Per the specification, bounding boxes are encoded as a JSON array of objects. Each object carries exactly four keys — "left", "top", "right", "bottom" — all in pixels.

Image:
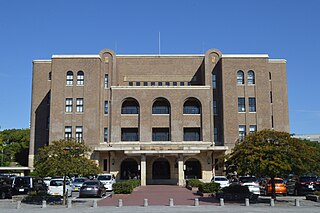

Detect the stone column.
[
  {"left": 141, "top": 154, "right": 146, "bottom": 186},
  {"left": 177, "top": 154, "right": 184, "bottom": 186}
]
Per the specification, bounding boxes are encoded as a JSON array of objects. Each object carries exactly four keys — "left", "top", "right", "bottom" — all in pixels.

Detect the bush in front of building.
[
  {"left": 198, "top": 182, "right": 220, "bottom": 193},
  {"left": 113, "top": 180, "right": 141, "bottom": 194},
  {"left": 113, "top": 182, "right": 133, "bottom": 194},
  {"left": 126, "top": 179, "right": 141, "bottom": 188},
  {"left": 22, "top": 190, "right": 62, "bottom": 205},
  {"left": 186, "top": 179, "right": 203, "bottom": 188}
]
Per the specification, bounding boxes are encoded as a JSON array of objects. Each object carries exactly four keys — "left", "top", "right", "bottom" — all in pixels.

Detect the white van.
[
  {"left": 48, "top": 178, "right": 72, "bottom": 197},
  {"left": 96, "top": 174, "right": 116, "bottom": 191}
]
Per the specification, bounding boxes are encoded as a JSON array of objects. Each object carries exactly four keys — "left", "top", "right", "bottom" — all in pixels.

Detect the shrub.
[
  {"left": 22, "top": 190, "right": 62, "bottom": 205},
  {"left": 314, "top": 191, "right": 320, "bottom": 196},
  {"left": 186, "top": 179, "right": 203, "bottom": 188},
  {"left": 222, "top": 184, "right": 250, "bottom": 194},
  {"left": 198, "top": 182, "right": 220, "bottom": 193},
  {"left": 126, "top": 179, "right": 141, "bottom": 188}
]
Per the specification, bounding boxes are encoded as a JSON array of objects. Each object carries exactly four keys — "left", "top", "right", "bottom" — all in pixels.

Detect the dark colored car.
[
  {"left": 0, "top": 177, "right": 12, "bottom": 199},
  {"left": 12, "top": 176, "right": 47, "bottom": 195},
  {"left": 79, "top": 180, "right": 106, "bottom": 198},
  {"left": 286, "top": 176, "right": 320, "bottom": 195}
]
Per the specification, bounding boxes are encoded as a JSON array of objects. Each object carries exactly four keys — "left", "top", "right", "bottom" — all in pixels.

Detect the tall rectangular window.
[
  {"left": 104, "top": 101, "right": 108, "bottom": 114},
  {"left": 249, "top": 125, "right": 257, "bottom": 133},
  {"left": 213, "top": 100, "right": 217, "bottom": 115},
  {"left": 183, "top": 128, "right": 201, "bottom": 141},
  {"left": 104, "top": 128, "right": 108, "bottom": 142},
  {"left": 76, "top": 126, "right": 83, "bottom": 142},
  {"left": 104, "top": 74, "right": 108, "bottom": 88},
  {"left": 152, "top": 128, "right": 170, "bottom": 141},
  {"left": 239, "top": 125, "right": 246, "bottom": 141},
  {"left": 249, "top": 97, "right": 256, "bottom": 112},
  {"left": 212, "top": 74, "right": 216, "bottom": 89},
  {"left": 65, "top": 98, "right": 73, "bottom": 113},
  {"left": 238, "top": 97, "right": 245, "bottom": 112},
  {"left": 64, "top": 126, "right": 72, "bottom": 140},
  {"left": 270, "top": 91, "right": 273, "bottom": 103},
  {"left": 214, "top": 127, "right": 218, "bottom": 142},
  {"left": 103, "top": 159, "right": 108, "bottom": 171},
  {"left": 76, "top": 98, "right": 84, "bottom": 112},
  {"left": 77, "top": 71, "right": 84, "bottom": 85}
]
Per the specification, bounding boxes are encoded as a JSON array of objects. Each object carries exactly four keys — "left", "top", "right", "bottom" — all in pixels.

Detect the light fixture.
[
  {"left": 138, "top": 165, "right": 141, "bottom": 171},
  {"left": 207, "top": 158, "right": 211, "bottom": 165},
  {"left": 111, "top": 158, "right": 115, "bottom": 165}
]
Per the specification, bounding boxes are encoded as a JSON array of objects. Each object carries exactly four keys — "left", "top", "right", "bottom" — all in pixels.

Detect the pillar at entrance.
[
  {"left": 141, "top": 155, "right": 146, "bottom": 186},
  {"left": 178, "top": 155, "right": 184, "bottom": 186}
]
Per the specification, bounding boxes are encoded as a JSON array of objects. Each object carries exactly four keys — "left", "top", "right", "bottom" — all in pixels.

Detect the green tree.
[
  {"left": 34, "top": 139, "right": 101, "bottom": 177},
  {"left": 0, "top": 129, "right": 29, "bottom": 167},
  {"left": 34, "top": 139, "right": 102, "bottom": 204},
  {"left": 225, "top": 130, "right": 319, "bottom": 199}
]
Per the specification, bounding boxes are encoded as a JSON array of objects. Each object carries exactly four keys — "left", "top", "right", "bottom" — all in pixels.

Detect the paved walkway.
[{"left": 98, "top": 185, "right": 219, "bottom": 206}]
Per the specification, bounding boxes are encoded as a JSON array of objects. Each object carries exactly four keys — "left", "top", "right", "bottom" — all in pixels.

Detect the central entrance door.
[{"left": 152, "top": 158, "right": 170, "bottom": 179}]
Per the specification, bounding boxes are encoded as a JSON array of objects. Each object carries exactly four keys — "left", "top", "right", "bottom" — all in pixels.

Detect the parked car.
[
  {"left": 79, "top": 180, "right": 106, "bottom": 198},
  {"left": 261, "top": 178, "right": 287, "bottom": 195},
  {"left": 12, "top": 176, "right": 47, "bottom": 195},
  {"left": 0, "top": 176, "right": 12, "bottom": 199},
  {"left": 48, "top": 178, "right": 72, "bottom": 197},
  {"left": 71, "top": 177, "right": 88, "bottom": 192},
  {"left": 238, "top": 176, "right": 260, "bottom": 195},
  {"left": 211, "top": 176, "right": 230, "bottom": 188},
  {"left": 97, "top": 174, "right": 116, "bottom": 191},
  {"left": 43, "top": 177, "right": 51, "bottom": 186},
  {"left": 286, "top": 176, "right": 320, "bottom": 195}
]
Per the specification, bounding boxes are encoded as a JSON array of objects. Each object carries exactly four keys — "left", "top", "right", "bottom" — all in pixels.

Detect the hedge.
[
  {"left": 113, "top": 179, "right": 141, "bottom": 194},
  {"left": 198, "top": 182, "right": 220, "bottom": 193},
  {"left": 186, "top": 179, "right": 203, "bottom": 188}
]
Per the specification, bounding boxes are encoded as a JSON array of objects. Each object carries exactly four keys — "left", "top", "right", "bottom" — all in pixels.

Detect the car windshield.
[
  {"left": 83, "top": 181, "right": 99, "bottom": 186},
  {"left": 268, "top": 179, "right": 284, "bottom": 184},
  {"left": 215, "top": 177, "right": 228, "bottom": 181},
  {"left": 300, "top": 177, "right": 317, "bottom": 182},
  {"left": 74, "top": 178, "right": 87, "bottom": 183},
  {"left": 14, "top": 177, "right": 30, "bottom": 187},
  {"left": 97, "top": 175, "right": 111, "bottom": 181},
  {"left": 50, "top": 180, "right": 69, "bottom": 186},
  {"left": 239, "top": 177, "right": 257, "bottom": 183}
]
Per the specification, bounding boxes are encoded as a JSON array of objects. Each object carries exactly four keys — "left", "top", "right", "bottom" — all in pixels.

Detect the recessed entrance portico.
[{"left": 152, "top": 158, "right": 170, "bottom": 179}]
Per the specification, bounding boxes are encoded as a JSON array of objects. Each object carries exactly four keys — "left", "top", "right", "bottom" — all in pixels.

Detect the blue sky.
[{"left": 0, "top": 0, "right": 319, "bottom": 134}]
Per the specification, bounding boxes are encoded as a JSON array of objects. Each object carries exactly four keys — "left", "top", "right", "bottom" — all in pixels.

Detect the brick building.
[{"left": 29, "top": 48, "right": 289, "bottom": 185}]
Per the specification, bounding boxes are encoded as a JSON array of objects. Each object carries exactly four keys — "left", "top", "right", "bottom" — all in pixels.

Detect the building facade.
[{"left": 29, "top": 48, "right": 289, "bottom": 185}]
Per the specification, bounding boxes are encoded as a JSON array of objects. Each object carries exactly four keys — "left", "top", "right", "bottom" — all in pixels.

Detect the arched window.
[
  {"left": 77, "top": 71, "right": 84, "bottom": 85},
  {"left": 237, "top": 70, "right": 244, "bottom": 85},
  {"left": 66, "top": 71, "right": 73, "bottom": 85},
  {"left": 152, "top": 98, "right": 170, "bottom": 114},
  {"left": 247, "top": 70, "right": 255, "bottom": 85},
  {"left": 183, "top": 98, "right": 201, "bottom": 114},
  {"left": 121, "top": 98, "right": 139, "bottom": 114}
]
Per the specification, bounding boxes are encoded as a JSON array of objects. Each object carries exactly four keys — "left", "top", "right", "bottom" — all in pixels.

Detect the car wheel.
[{"left": 0, "top": 192, "right": 6, "bottom": 199}]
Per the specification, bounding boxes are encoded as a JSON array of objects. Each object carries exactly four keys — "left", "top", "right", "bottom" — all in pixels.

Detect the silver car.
[{"left": 71, "top": 177, "right": 88, "bottom": 192}]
